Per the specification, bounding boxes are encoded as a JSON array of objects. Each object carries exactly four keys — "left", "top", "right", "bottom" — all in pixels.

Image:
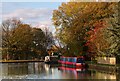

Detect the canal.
[{"left": 1, "top": 62, "right": 120, "bottom": 79}]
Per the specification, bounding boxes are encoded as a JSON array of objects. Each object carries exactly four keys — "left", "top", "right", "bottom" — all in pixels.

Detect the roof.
[{"left": 61, "top": 56, "right": 84, "bottom": 58}]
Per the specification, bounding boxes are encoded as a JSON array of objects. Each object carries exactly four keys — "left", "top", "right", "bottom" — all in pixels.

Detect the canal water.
[{"left": 1, "top": 62, "right": 120, "bottom": 79}]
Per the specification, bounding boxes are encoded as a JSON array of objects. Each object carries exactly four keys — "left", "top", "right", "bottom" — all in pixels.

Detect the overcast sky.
[{"left": 1, "top": 2, "right": 63, "bottom": 33}]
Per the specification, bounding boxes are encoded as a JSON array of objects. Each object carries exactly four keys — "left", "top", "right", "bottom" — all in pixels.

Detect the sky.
[{"left": 1, "top": 2, "right": 64, "bottom": 33}]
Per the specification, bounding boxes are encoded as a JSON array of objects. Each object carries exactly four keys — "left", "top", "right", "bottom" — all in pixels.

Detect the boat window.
[
  {"left": 69, "top": 58, "right": 73, "bottom": 62},
  {"left": 63, "top": 58, "right": 65, "bottom": 61},
  {"left": 77, "top": 58, "right": 84, "bottom": 63},
  {"left": 65, "top": 58, "right": 68, "bottom": 61},
  {"left": 73, "top": 58, "right": 77, "bottom": 62},
  {"left": 67, "top": 58, "right": 70, "bottom": 62}
]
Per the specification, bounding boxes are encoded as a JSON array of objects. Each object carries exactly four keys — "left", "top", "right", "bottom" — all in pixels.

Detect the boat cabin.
[{"left": 58, "top": 56, "right": 86, "bottom": 68}]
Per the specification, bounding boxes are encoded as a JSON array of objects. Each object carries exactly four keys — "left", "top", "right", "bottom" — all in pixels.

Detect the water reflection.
[
  {"left": 1, "top": 62, "right": 119, "bottom": 79},
  {"left": 58, "top": 66, "right": 91, "bottom": 79}
]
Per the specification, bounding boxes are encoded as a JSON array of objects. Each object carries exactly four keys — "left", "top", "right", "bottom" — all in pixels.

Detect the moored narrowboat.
[
  {"left": 44, "top": 56, "right": 59, "bottom": 64},
  {"left": 58, "top": 56, "right": 87, "bottom": 68}
]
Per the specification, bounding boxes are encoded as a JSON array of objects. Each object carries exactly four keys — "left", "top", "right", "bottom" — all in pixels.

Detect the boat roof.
[{"left": 61, "top": 56, "right": 84, "bottom": 58}]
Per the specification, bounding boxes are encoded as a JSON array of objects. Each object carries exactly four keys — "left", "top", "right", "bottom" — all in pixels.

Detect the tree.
[
  {"left": 85, "top": 2, "right": 119, "bottom": 60},
  {"left": 85, "top": 20, "right": 110, "bottom": 57},
  {"left": 31, "top": 28, "right": 47, "bottom": 58},
  {"left": 1, "top": 19, "right": 22, "bottom": 60},
  {"left": 10, "top": 24, "right": 33, "bottom": 59},
  {"left": 52, "top": 2, "right": 89, "bottom": 56},
  {"left": 1, "top": 18, "right": 55, "bottom": 60},
  {"left": 43, "top": 27, "right": 55, "bottom": 49},
  {"left": 103, "top": 3, "right": 120, "bottom": 57},
  {"left": 52, "top": 2, "right": 117, "bottom": 57},
  {"left": 2, "top": 19, "right": 21, "bottom": 48}
]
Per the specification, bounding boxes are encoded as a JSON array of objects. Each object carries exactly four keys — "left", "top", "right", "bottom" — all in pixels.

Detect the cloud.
[
  {"left": 0, "top": 3, "right": 2, "bottom": 15},
  {"left": 38, "top": 21, "right": 52, "bottom": 26},
  {"left": 2, "top": 8, "right": 55, "bottom": 32},
  {"left": 32, "top": 21, "right": 55, "bottom": 33},
  {"left": 2, "top": 8, "right": 53, "bottom": 20},
  {"left": 0, "top": 3, "right": 2, "bottom": 9}
]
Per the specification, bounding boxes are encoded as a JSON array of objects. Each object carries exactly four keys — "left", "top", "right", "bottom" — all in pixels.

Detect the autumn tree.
[
  {"left": 103, "top": 3, "right": 120, "bottom": 58},
  {"left": 31, "top": 28, "right": 48, "bottom": 59},
  {"left": 10, "top": 24, "right": 33, "bottom": 60},
  {"left": 1, "top": 19, "right": 22, "bottom": 60},
  {"left": 1, "top": 19, "right": 55, "bottom": 60},
  {"left": 86, "top": 2, "right": 119, "bottom": 58},
  {"left": 52, "top": 2, "right": 117, "bottom": 57},
  {"left": 2, "top": 19, "right": 21, "bottom": 48},
  {"left": 85, "top": 20, "right": 111, "bottom": 58}
]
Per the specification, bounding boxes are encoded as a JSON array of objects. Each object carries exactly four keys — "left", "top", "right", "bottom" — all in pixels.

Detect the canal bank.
[
  {"left": 87, "top": 62, "right": 120, "bottom": 74},
  {"left": 0, "top": 60, "right": 44, "bottom": 63}
]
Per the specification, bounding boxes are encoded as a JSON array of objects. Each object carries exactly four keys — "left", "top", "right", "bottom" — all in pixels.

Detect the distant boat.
[
  {"left": 58, "top": 56, "right": 87, "bottom": 68},
  {"left": 44, "top": 55, "right": 59, "bottom": 64}
]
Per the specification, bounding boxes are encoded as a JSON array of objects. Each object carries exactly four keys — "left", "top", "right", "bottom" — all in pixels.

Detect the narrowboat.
[{"left": 58, "top": 56, "right": 87, "bottom": 68}]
